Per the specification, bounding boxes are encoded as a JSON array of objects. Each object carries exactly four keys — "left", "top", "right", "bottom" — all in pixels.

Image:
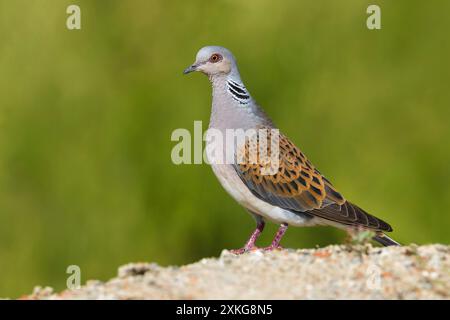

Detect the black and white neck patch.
[{"left": 227, "top": 79, "right": 250, "bottom": 105}]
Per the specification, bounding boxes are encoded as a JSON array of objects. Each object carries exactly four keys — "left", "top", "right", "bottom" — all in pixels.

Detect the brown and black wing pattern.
[
  {"left": 233, "top": 130, "right": 393, "bottom": 232},
  {"left": 310, "top": 202, "right": 392, "bottom": 232}
]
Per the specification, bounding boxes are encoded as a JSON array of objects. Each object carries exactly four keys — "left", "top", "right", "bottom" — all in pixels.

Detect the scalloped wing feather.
[{"left": 233, "top": 130, "right": 393, "bottom": 232}]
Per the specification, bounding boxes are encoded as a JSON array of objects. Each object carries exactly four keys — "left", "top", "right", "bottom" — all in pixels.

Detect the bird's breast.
[{"left": 209, "top": 163, "right": 319, "bottom": 226}]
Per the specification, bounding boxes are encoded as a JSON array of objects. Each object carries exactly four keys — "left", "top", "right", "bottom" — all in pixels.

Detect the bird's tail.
[{"left": 373, "top": 233, "right": 400, "bottom": 246}]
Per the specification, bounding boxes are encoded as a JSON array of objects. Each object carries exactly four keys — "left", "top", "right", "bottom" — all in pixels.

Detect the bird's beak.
[{"left": 183, "top": 64, "right": 198, "bottom": 74}]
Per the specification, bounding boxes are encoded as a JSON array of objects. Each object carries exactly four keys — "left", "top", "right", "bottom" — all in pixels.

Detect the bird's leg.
[
  {"left": 230, "top": 220, "right": 265, "bottom": 255},
  {"left": 264, "top": 223, "right": 288, "bottom": 251}
]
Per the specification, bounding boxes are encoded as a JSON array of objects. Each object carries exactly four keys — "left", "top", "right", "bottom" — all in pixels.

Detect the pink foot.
[
  {"left": 230, "top": 220, "right": 265, "bottom": 255},
  {"left": 230, "top": 246, "right": 260, "bottom": 255},
  {"left": 263, "top": 223, "right": 288, "bottom": 251},
  {"left": 262, "top": 245, "right": 284, "bottom": 251}
]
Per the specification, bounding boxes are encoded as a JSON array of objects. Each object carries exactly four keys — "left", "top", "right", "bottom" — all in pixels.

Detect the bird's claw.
[
  {"left": 229, "top": 246, "right": 260, "bottom": 255},
  {"left": 262, "top": 245, "right": 284, "bottom": 251},
  {"left": 230, "top": 245, "right": 283, "bottom": 254}
]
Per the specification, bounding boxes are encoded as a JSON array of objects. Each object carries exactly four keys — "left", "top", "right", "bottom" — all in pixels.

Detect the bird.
[{"left": 183, "top": 46, "right": 399, "bottom": 253}]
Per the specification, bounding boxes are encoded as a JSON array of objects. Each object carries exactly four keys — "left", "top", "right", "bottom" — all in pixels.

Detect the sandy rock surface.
[{"left": 24, "top": 244, "right": 449, "bottom": 300}]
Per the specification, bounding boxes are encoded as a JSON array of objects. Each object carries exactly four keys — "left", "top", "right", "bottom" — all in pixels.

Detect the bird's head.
[{"left": 183, "top": 46, "right": 237, "bottom": 77}]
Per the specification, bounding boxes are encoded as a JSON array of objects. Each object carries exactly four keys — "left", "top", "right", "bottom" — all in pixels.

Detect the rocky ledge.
[{"left": 24, "top": 244, "right": 449, "bottom": 300}]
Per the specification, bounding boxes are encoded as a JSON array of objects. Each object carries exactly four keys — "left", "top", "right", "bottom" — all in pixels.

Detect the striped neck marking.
[{"left": 227, "top": 79, "right": 250, "bottom": 105}]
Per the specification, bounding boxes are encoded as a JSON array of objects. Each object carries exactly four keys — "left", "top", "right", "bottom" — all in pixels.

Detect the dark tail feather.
[{"left": 373, "top": 233, "right": 401, "bottom": 246}]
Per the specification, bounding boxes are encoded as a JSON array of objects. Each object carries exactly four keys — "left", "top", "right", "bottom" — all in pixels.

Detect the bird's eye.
[{"left": 209, "top": 53, "right": 222, "bottom": 63}]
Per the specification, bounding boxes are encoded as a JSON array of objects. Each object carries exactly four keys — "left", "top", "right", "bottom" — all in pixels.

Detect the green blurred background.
[{"left": 0, "top": 0, "right": 449, "bottom": 297}]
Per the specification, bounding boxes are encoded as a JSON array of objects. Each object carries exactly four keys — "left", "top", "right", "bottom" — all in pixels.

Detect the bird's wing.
[{"left": 233, "top": 129, "right": 392, "bottom": 232}]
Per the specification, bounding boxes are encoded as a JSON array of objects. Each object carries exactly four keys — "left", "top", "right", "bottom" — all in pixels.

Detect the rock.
[{"left": 21, "top": 244, "right": 450, "bottom": 300}]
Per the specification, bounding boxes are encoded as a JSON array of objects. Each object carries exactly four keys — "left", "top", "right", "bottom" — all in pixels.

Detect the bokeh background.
[{"left": 0, "top": 0, "right": 449, "bottom": 297}]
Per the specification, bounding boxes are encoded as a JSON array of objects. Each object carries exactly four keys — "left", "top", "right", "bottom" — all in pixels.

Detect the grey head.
[
  {"left": 183, "top": 46, "right": 240, "bottom": 79},
  {"left": 184, "top": 46, "right": 274, "bottom": 129},
  {"left": 183, "top": 46, "right": 252, "bottom": 106}
]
